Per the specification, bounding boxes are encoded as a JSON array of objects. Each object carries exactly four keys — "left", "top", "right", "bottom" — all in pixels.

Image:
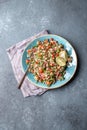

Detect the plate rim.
[{"left": 21, "top": 34, "right": 78, "bottom": 89}]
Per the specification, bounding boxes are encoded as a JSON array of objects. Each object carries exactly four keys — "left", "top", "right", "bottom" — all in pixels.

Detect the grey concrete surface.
[{"left": 0, "top": 0, "right": 87, "bottom": 130}]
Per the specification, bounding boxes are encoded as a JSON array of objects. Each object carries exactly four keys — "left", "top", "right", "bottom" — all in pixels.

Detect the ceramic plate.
[{"left": 22, "top": 34, "right": 77, "bottom": 89}]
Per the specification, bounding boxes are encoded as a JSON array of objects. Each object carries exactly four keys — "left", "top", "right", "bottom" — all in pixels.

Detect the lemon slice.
[
  {"left": 56, "top": 57, "right": 66, "bottom": 66},
  {"left": 59, "top": 50, "right": 68, "bottom": 61}
]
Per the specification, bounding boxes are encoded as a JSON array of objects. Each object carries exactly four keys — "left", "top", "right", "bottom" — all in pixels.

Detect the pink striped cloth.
[{"left": 7, "top": 30, "right": 48, "bottom": 97}]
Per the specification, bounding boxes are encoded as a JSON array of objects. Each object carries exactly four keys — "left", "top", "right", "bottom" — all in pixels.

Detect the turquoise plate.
[{"left": 22, "top": 34, "right": 77, "bottom": 89}]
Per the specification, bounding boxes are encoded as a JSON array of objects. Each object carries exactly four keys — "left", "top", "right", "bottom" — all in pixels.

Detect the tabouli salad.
[{"left": 26, "top": 38, "right": 72, "bottom": 86}]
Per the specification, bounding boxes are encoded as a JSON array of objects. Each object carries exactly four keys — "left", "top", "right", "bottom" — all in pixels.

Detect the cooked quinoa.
[{"left": 26, "top": 38, "right": 72, "bottom": 86}]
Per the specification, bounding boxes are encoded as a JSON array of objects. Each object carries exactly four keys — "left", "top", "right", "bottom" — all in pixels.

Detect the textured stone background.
[{"left": 0, "top": 0, "right": 87, "bottom": 130}]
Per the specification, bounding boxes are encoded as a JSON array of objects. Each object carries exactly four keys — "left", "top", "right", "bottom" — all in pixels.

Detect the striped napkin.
[{"left": 7, "top": 30, "right": 48, "bottom": 97}]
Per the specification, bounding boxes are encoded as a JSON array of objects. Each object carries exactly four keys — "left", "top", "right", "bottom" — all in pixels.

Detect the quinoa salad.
[{"left": 26, "top": 38, "right": 72, "bottom": 86}]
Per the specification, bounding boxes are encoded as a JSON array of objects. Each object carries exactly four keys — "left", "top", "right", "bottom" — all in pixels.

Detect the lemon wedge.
[
  {"left": 56, "top": 57, "right": 66, "bottom": 66},
  {"left": 59, "top": 50, "right": 68, "bottom": 61}
]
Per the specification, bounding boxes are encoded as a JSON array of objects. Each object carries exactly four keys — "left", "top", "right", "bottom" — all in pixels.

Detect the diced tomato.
[
  {"left": 53, "top": 41, "right": 56, "bottom": 44},
  {"left": 47, "top": 45, "right": 51, "bottom": 49},
  {"left": 48, "top": 68, "right": 52, "bottom": 72},
  {"left": 59, "top": 73, "right": 62, "bottom": 77},
  {"left": 50, "top": 63, "right": 54, "bottom": 67},
  {"left": 41, "top": 73, "right": 45, "bottom": 79},
  {"left": 52, "top": 54, "right": 55, "bottom": 57},
  {"left": 26, "top": 59, "right": 30, "bottom": 64},
  {"left": 46, "top": 81, "right": 51, "bottom": 85},
  {"left": 33, "top": 48, "right": 36, "bottom": 52},
  {"left": 27, "top": 49, "right": 31, "bottom": 53},
  {"left": 52, "top": 52, "right": 56, "bottom": 57},
  {"left": 52, "top": 54, "right": 55, "bottom": 59},
  {"left": 39, "top": 68, "right": 43, "bottom": 73},
  {"left": 56, "top": 53, "right": 59, "bottom": 57},
  {"left": 35, "top": 61, "right": 39, "bottom": 64},
  {"left": 38, "top": 45, "right": 44, "bottom": 49},
  {"left": 52, "top": 57, "right": 55, "bottom": 59}
]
